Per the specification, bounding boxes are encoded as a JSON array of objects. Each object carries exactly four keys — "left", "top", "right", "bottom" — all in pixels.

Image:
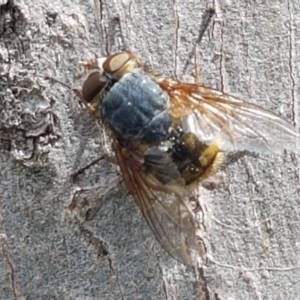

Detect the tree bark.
[{"left": 1, "top": 0, "right": 300, "bottom": 299}]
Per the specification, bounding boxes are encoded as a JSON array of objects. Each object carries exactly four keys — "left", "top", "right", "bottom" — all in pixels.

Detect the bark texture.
[{"left": 1, "top": 0, "right": 300, "bottom": 299}]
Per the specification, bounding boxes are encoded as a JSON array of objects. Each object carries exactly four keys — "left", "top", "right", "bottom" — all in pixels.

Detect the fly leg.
[
  {"left": 182, "top": 5, "right": 215, "bottom": 81},
  {"left": 71, "top": 155, "right": 105, "bottom": 182},
  {"left": 68, "top": 177, "right": 119, "bottom": 222},
  {"left": 69, "top": 153, "right": 124, "bottom": 222},
  {"left": 71, "top": 153, "right": 119, "bottom": 182},
  {"left": 44, "top": 75, "right": 98, "bottom": 116}
]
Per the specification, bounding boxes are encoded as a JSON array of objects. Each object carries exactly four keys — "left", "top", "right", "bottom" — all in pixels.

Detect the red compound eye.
[
  {"left": 82, "top": 71, "right": 105, "bottom": 103},
  {"left": 102, "top": 52, "right": 131, "bottom": 74}
]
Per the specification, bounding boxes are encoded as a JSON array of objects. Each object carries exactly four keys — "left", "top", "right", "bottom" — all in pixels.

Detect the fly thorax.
[{"left": 100, "top": 69, "right": 171, "bottom": 144}]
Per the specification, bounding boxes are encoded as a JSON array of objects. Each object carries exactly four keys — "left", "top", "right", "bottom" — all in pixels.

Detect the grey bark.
[{"left": 1, "top": 0, "right": 300, "bottom": 299}]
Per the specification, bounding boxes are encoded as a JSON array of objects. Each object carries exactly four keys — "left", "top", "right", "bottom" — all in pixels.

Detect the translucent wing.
[
  {"left": 157, "top": 79, "right": 300, "bottom": 154},
  {"left": 112, "top": 140, "right": 202, "bottom": 265}
]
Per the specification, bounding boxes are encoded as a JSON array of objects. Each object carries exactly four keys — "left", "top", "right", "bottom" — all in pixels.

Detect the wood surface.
[{"left": 1, "top": 0, "right": 300, "bottom": 299}]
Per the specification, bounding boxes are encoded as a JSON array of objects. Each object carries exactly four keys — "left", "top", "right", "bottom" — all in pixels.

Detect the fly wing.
[
  {"left": 112, "top": 141, "right": 203, "bottom": 265},
  {"left": 157, "top": 79, "right": 300, "bottom": 154}
]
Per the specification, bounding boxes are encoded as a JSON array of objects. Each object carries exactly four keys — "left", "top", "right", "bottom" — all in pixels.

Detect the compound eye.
[
  {"left": 102, "top": 52, "right": 131, "bottom": 74},
  {"left": 82, "top": 71, "right": 105, "bottom": 103}
]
